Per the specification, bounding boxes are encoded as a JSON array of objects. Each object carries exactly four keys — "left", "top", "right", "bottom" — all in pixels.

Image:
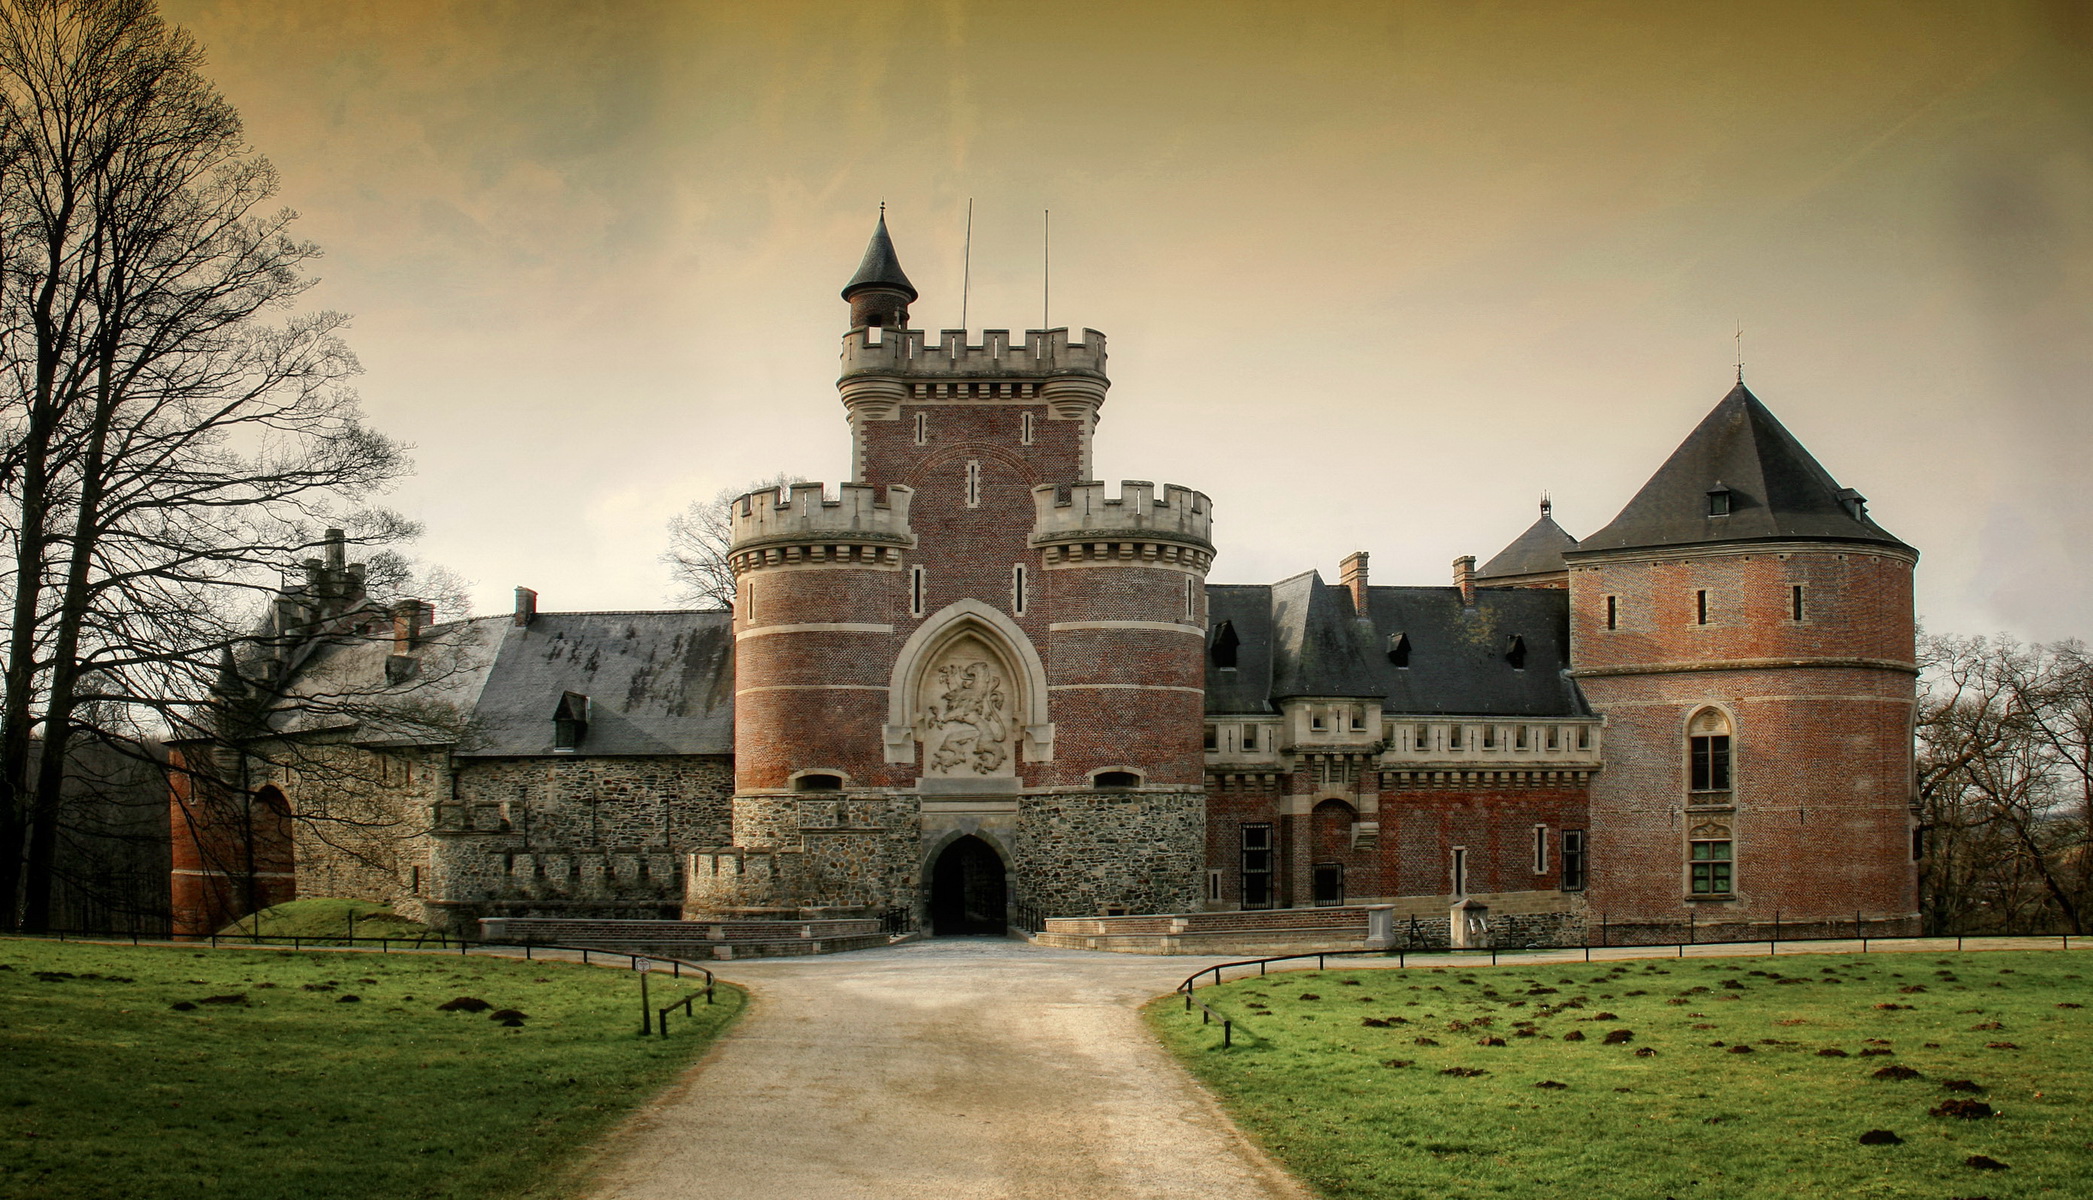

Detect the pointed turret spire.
[
  {"left": 1575, "top": 381, "right": 1908, "bottom": 554},
  {"left": 842, "top": 208, "right": 917, "bottom": 328}
]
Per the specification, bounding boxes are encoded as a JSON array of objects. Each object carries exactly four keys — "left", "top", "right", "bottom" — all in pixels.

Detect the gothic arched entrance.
[{"left": 930, "top": 835, "right": 1007, "bottom": 935}]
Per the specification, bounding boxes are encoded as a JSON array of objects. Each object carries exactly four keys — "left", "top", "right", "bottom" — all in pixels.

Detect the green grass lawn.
[
  {"left": 0, "top": 938, "right": 743, "bottom": 1200},
  {"left": 1150, "top": 949, "right": 2092, "bottom": 1199}
]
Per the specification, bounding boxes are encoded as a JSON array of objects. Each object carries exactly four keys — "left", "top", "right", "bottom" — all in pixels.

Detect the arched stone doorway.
[{"left": 930, "top": 835, "right": 1007, "bottom": 935}]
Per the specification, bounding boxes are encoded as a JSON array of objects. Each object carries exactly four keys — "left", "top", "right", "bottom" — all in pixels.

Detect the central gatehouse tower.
[{"left": 687, "top": 214, "right": 1214, "bottom": 931}]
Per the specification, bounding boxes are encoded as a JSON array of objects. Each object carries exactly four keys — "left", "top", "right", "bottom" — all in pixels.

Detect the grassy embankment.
[
  {"left": 0, "top": 938, "right": 742, "bottom": 1200},
  {"left": 1151, "top": 949, "right": 2090, "bottom": 1199},
  {"left": 216, "top": 897, "right": 433, "bottom": 943}
]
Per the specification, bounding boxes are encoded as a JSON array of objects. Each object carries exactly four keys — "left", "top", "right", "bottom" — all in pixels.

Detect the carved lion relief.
[{"left": 917, "top": 635, "right": 1015, "bottom": 777}]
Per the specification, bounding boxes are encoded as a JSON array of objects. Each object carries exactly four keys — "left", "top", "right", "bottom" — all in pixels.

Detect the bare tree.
[
  {"left": 1916, "top": 632, "right": 2093, "bottom": 935},
  {"left": 0, "top": 0, "right": 417, "bottom": 930},
  {"left": 662, "top": 472, "right": 801, "bottom": 610}
]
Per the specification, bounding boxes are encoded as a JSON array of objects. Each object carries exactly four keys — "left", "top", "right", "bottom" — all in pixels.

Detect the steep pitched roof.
[
  {"left": 251, "top": 610, "right": 736, "bottom": 757},
  {"left": 1207, "top": 575, "right": 1588, "bottom": 718},
  {"left": 460, "top": 612, "right": 735, "bottom": 756},
  {"left": 841, "top": 213, "right": 918, "bottom": 301},
  {"left": 1477, "top": 506, "right": 1579, "bottom": 578},
  {"left": 1574, "top": 382, "right": 1910, "bottom": 555}
]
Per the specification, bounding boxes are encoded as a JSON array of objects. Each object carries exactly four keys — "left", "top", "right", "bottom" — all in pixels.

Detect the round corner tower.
[
  {"left": 687, "top": 213, "right": 1213, "bottom": 930},
  {"left": 1565, "top": 381, "right": 1920, "bottom": 939}
]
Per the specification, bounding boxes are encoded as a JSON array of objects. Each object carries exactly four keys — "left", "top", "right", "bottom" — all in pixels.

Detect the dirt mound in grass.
[
  {"left": 1601, "top": 1029, "right": 1633, "bottom": 1044},
  {"left": 437, "top": 996, "right": 492, "bottom": 1012},
  {"left": 1964, "top": 1155, "right": 2008, "bottom": 1170},
  {"left": 1942, "top": 1079, "right": 1985, "bottom": 1093},
  {"left": 1931, "top": 1099, "right": 1995, "bottom": 1119},
  {"left": 1872, "top": 1064, "right": 1920, "bottom": 1079},
  {"left": 1858, "top": 1129, "right": 1903, "bottom": 1144}
]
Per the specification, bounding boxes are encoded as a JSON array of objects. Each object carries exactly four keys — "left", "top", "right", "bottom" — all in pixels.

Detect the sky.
[{"left": 157, "top": 0, "right": 2093, "bottom": 642}]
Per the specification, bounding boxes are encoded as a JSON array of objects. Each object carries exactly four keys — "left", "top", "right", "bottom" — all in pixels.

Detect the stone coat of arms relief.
[{"left": 917, "top": 640, "right": 1014, "bottom": 777}]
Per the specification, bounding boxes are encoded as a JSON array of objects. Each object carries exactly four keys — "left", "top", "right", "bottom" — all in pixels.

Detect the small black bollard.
[{"left": 1223, "top": 1019, "right": 1232, "bottom": 1048}]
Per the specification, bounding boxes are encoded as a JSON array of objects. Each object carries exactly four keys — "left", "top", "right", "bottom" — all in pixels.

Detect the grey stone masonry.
[{"left": 423, "top": 755, "right": 734, "bottom": 931}]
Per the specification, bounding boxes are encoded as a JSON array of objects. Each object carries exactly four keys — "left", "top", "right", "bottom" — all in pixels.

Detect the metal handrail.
[
  {"left": 1174, "top": 932, "right": 2085, "bottom": 1047},
  {"left": 4, "top": 928, "right": 726, "bottom": 1029}
]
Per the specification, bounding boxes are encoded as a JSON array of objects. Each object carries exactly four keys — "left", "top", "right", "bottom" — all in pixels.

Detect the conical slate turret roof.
[
  {"left": 1575, "top": 382, "right": 1909, "bottom": 555},
  {"left": 841, "top": 213, "right": 917, "bottom": 301},
  {"left": 1477, "top": 504, "right": 1579, "bottom": 578}
]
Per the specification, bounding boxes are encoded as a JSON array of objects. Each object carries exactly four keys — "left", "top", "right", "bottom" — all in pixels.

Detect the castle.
[{"left": 170, "top": 216, "right": 1923, "bottom": 945}]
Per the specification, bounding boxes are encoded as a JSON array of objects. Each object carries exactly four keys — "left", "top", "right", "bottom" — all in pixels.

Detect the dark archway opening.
[{"left": 930, "top": 835, "right": 1007, "bottom": 935}]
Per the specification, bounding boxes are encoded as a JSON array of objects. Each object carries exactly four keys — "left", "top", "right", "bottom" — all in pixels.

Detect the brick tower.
[
  {"left": 687, "top": 214, "right": 1214, "bottom": 929},
  {"left": 1565, "top": 381, "right": 1920, "bottom": 938}
]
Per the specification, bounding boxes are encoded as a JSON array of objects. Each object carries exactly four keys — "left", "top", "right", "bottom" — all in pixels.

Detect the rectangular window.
[
  {"left": 1242, "top": 724, "right": 1258, "bottom": 751},
  {"left": 1311, "top": 715, "right": 1326, "bottom": 731},
  {"left": 411, "top": 865, "right": 421, "bottom": 894},
  {"left": 909, "top": 566, "right": 927, "bottom": 617},
  {"left": 1203, "top": 725, "right": 1218, "bottom": 751},
  {"left": 1450, "top": 725, "right": 1463, "bottom": 750},
  {"left": 1560, "top": 830, "right": 1586, "bottom": 891},
  {"left": 1690, "top": 734, "right": 1732, "bottom": 791},
  {"left": 964, "top": 460, "right": 982, "bottom": 508},
  {"left": 1416, "top": 724, "right": 1429, "bottom": 751},
  {"left": 913, "top": 412, "right": 928, "bottom": 444},
  {"left": 1240, "top": 824, "right": 1274, "bottom": 910},
  {"left": 1606, "top": 595, "right": 1618, "bottom": 630},
  {"left": 1911, "top": 827, "right": 1924, "bottom": 862},
  {"left": 1350, "top": 712, "right": 1366, "bottom": 731},
  {"left": 1020, "top": 411, "right": 1036, "bottom": 445},
  {"left": 1690, "top": 840, "right": 1733, "bottom": 894},
  {"left": 1184, "top": 575, "right": 1195, "bottom": 622},
  {"left": 1206, "top": 869, "right": 1223, "bottom": 903},
  {"left": 1012, "top": 564, "right": 1027, "bottom": 614},
  {"left": 1483, "top": 726, "right": 1496, "bottom": 749},
  {"left": 1696, "top": 589, "right": 1709, "bottom": 625},
  {"left": 1452, "top": 846, "right": 1468, "bottom": 897},
  {"left": 1515, "top": 726, "right": 1528, "bottom": 749},
  {"left": 1533, "top": 825, "right": 1549, "bottom": 873},
  {"left": 1791, "top": 584, "right": 1805, "bottom": 622}
]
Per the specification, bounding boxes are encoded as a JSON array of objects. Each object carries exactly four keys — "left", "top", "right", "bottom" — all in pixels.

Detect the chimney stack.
[
  {"left": 324, "top": 528, "right": 346, "bottom": 571},
  {"left": 392, "top": 598, "right": 427, "bottom": 653},
  {"left": 1339, "top": 551, "right": 1370, "bottom": 616},
  {"left": 514, "top": 586, "right": 538, "bottom": 627},
  {"left": 1453, "top": 555, "right": 1477, "bottom": 606}
]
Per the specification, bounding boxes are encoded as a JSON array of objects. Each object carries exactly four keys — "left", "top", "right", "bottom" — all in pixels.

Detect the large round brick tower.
[
  {"left": 1565, "top": 381, "right": 1920, "bottom": 940},
  {"left": 687, "top": 214, "right": 1213, "bottom": 930}
]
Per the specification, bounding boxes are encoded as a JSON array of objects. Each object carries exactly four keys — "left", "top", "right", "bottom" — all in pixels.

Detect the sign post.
[{"left": 634, "top": 957, "right": 652, "bottom": 1036}]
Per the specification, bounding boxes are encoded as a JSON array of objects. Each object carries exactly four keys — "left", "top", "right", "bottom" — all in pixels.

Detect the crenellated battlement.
[
  {"left": 729, "top": 483, "right": 916, "bottom": 572},
  {"left": 1031, "top": 481, "right": 1214, "bottom": 569},
  {"left": 840, "top": 326, "right": 1107, "bottom": 382}
]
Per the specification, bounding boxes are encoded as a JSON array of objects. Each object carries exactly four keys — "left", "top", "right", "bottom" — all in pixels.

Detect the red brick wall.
[
  {"left": 168, "top": 747, "right": 296, "bottom": 936},
  {"left": 1570, "top": 546, "right": 1919, "bottom": 930}
]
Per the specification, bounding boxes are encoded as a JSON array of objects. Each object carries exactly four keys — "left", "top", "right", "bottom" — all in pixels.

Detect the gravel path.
[{"left": 581, "top": 937, "right": 1313, "bottom": 1200}]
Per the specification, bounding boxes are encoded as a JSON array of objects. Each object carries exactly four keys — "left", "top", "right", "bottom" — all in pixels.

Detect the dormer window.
[
  {"left": 552, "top": 691, "right": 589, "bottom": 751},
  {"left": 1209, "top": 620, "right": 1240, "bottom": 670},
  {"left": 1707, "top": 484, "right": 1732, "bottom": 517},
  {"left": 1504, "top": 634, "right": 1527, "bottom": 670},
  {"left": 1387, "top": 631, "right": 1411, "bottom": 669},
  {"left": 1836, "top": 487, "right": 1868, "bottom": 519}
]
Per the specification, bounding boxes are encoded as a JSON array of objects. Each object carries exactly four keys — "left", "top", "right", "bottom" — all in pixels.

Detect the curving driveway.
[{"left": 582, "top": 937, "right": 1312, "bottom": 1200}]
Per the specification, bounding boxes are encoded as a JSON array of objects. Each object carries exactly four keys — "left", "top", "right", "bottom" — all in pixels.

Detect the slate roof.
[
  {"left": 1477, "top": 506, "right": 1579, "bottom": 578},
  {"left": 841, "top": 213, "right": 918, "bottom": 301},
  {"left": 1206, "top": 575, "right": 1588, "bottom": 718},
  {"left": 1575, "top": 382, "right": 1910, "bottom": 555},
  {"left": 459, "top": 612, "right": 735, "bottom": 757},
  {"left": 261, "top": 610, "right": 735, "bottom": 757}
]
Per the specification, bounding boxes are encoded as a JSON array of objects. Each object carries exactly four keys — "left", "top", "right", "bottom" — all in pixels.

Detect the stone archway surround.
[{"left": 883, "top": 599, "right": 1054, "bottom": 768}]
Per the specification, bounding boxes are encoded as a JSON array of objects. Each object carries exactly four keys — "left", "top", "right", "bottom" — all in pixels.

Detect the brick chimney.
[
  {"left": 1339, "top": 551, "right": 1370, "bottom": 616},
  {"left": 392, "top": 598, "right": 428, "bottom": 653},
  {"left": 1452, "top": 555, "right": 1476, "bottom": 606},
  {"left": 514, "top": 586, "right": 538, "bottom": 628}
]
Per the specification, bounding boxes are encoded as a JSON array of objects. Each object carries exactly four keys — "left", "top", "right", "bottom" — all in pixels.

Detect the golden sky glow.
[{"left": 159, "top": 0, "right": 2093, "bottom": 638}]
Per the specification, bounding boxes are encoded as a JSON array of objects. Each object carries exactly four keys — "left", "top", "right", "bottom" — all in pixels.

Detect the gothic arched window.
[{"left": 1687, "top": 707, "right": 1732, "bottom": 794}]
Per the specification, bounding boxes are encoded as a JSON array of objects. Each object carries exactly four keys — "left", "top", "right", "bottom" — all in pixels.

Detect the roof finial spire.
[
  {"left": 1735, "top": 321, "right": 1745, "bottom": 384},
  {"left": 1540, "top": 491, "right": 1552, "bottom": 516}
]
